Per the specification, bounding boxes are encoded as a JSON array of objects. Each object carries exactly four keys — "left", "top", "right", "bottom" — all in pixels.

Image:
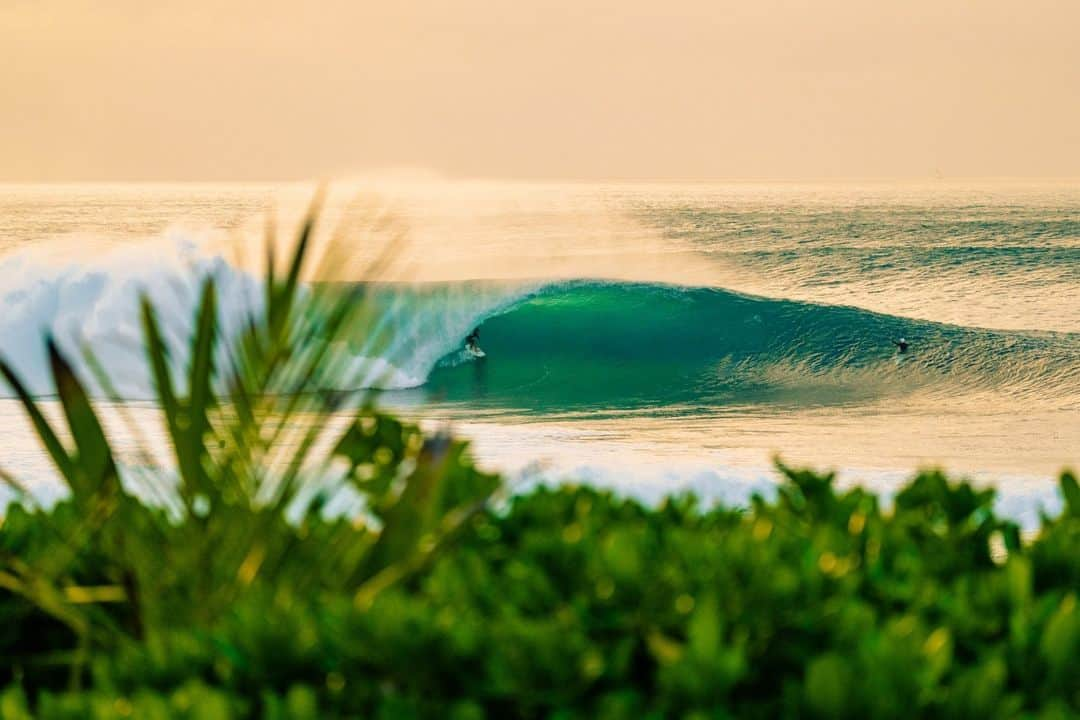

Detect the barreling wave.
[
  {"left": 2, "top": 240, "right": 1078, "bottom": 412},
  {"left": 410, "top": 280, "right": 1080, "bottom": 413}
]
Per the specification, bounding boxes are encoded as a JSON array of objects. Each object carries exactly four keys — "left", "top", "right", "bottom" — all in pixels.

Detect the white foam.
[
  {"left": 1, "top": 238, "right": 246, "bottom": 396},
  {"left": 0, "top": 234, "right": 537, "bottom": 398}
]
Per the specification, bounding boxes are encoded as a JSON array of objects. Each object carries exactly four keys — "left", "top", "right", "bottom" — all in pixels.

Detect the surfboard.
[{"left": 467, "top": 345, "right": 486, "bottom": 358}]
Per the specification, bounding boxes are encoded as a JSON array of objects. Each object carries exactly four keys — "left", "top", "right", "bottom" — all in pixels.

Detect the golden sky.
[{"left": 2, "top": 0, "right": 1077, "bottom": 181}]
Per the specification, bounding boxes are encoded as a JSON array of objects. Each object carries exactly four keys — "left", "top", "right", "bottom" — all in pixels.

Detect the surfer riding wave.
[{"left": 465, "top": 327, "right": 485, "bottom": 358}]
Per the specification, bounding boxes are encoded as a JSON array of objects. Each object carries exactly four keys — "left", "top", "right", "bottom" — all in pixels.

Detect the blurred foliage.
[
  {"left": 1, "top": 203, "right": 1078, "bottom": 717},
  {"left": 3, "top": 461, "right": 1079, "bottom": 719}
]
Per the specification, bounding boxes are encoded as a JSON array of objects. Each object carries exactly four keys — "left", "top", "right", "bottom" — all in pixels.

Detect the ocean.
[{"left": 1, "top": 180, "right": 1077, "bottom": 527}]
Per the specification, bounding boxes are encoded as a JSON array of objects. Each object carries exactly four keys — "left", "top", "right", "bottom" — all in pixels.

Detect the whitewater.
[{"left": 1, "top": 180, "right": 1077, "bottom": 527}]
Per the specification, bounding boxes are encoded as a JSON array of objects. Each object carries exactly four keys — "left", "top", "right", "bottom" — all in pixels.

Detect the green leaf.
[
  {"left": 0, "top": 353, "right": 77, "bottom": 490},
  {"left": 687, "top": 594, "right": 721, "bottom": 661},
  {"left": 1060, "top": 471, "right": 1080, "bottom": 518},
  {"left": 141, "top": 294, "right": 198, "bottom": 505},
  {"left": 805, "top": 653, "right": 854, "bottom": 718},
  {"left": 141, "top": 294, "right": 181, "bottom": 429},
  {"left": 48, "top": 338, "right": 119, "bottom": 500},
  {"left": 188, "top": 280, "right": 217, "bottom": 434},
  {"left": 0, "top": 684, "right": 33, "bottom": 720},
  {"left": 1041, "top": 595, "right": 1079, "bottom": 683},
  {"left": 265, "top": 212, "right": 277, "bottom": 320},
  {"left": 270, "top": 187, "right": 323, "bottom": 342},
  {"left": 183, "top": 279, "right": 218, "bottom": 502}
]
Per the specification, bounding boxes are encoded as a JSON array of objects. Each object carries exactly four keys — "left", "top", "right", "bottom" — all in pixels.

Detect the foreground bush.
[{"left": 2, "top": 464, "right": 1079, "bottom": 718}]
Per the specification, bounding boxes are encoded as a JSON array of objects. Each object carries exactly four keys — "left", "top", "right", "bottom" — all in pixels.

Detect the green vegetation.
[{"left": 1, "top": 206, "right": 1078, "bottom": 718}]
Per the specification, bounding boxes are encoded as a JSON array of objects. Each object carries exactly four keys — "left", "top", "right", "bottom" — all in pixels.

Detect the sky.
[{"left": 2, "top": 0, "right": 1078, "bottom": 181}]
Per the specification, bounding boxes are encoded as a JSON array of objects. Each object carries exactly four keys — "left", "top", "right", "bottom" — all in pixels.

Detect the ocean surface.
[{"left": 1, "top": 180, "right": 1078, "bottom": 526}]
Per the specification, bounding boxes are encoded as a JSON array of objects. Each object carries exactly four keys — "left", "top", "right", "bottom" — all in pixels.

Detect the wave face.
[{"left": 413, "top": 280, "right": 1080, "bottom": 413}]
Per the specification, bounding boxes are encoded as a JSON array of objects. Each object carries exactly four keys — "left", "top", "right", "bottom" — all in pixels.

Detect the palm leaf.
[
  {"left": 47, "top": 338, "right": 119, "bottom": 501},
  {"left": 0, "top": 354, "right": 78, "bottom": 491},
  {"left": 141, "top": 295, "right": 200, "bottom": 509}
]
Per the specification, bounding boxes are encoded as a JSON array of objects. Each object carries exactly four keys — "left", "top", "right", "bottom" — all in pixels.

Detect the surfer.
[
  {"left": 465, "top": 327, "right": 483, "bottom": 357},
  {"left": 892, "top": 337, "right": 909, "bottom": 354}
]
